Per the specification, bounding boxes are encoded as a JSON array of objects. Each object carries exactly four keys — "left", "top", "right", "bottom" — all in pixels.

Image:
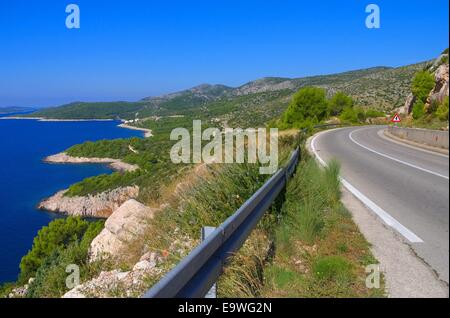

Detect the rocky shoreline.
[
  {"left": 38, "top": 186, "right": 140, "bottom": 218},
  {"left": 118, "top": 123, "right": 153, "bottom": 137},
  {"left": 39, "top": 153, "right": 141, "bottom": 217},
  {"left": 44, "top": 152, "right": 139, "bottom": 172}
]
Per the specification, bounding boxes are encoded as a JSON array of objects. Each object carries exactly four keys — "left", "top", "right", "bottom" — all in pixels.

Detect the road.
[{"left": 311, "top": 126, "right": 449, "bottom": 284}]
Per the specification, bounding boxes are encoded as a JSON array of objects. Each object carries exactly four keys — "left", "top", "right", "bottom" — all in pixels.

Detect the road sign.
[{"left": 391, "top": 113, "right": 401, "bottom": 123}]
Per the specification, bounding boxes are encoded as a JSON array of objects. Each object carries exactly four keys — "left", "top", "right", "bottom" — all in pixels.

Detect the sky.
[{"left": 0, "top": 0, "right": 448, "bottom": 108}]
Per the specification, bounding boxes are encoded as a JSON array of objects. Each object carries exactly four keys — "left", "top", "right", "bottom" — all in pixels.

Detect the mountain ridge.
[{"left": 22, "top": 60, "right": 429, "bottom": 124}]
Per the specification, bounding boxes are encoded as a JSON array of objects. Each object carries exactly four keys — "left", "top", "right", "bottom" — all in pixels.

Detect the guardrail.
[{"left": 143, "top": 147, "right": 301, "bottom": 298}]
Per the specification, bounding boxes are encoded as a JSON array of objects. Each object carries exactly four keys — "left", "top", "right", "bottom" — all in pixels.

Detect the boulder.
[{"left": 89, "top": 199, "right": 156, "bottom": 261}]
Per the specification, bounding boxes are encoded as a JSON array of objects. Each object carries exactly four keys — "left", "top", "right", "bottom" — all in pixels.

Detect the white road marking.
[
  {"left": 311, "top": 131, "right": 424, "bottom": 243},
  {"left": 349, "top": 128, "right": 449, "bottom": 180}
]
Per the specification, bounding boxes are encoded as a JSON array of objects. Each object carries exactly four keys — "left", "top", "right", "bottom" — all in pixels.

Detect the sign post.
[{"left": 391, "top": 113, "right": 401, "bottom": 127}]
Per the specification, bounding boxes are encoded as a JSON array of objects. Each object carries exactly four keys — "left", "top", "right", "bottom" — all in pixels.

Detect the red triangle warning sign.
[{"left": 391, "top": 113, "right": 401, "bottom": 123}]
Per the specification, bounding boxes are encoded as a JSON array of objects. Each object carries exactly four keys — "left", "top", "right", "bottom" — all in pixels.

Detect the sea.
[{"left": 0, "top": 115, "right": 142, "bottom": 284}]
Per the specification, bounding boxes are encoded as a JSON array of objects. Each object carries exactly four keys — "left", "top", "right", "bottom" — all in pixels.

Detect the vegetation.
[
  {"left": 259, "top": 158, "right": 384, "bottom": 297},
  {"left": 26, "top": 102, "right": 144, "bottom": 120},
  {"left": 340, "top": 106, "right": 385, "bottom": 124},
  {"left": 407, "top": 60, "right": 448, "bottom": 127},
  {"left": 19, "top": 217, "right": 103, "bottom": 283},
  {"left": 22, "top": 62, "right": 427, "bottom": 125},
  {"left": 110, "top": 133, "right": 301, "bottom": 297},
  {"left": 412, "top": 71, "right": 435, "bottom": 103},
  {"left": 63, "top": 116, "right": 201, "bottom": 201},
  {"left": 280, "top": 87, "right": 385, "bottom": 128},
  {"left": 412, "top": 100, "right": 426, "bottom": 120},
  {"left": 0, "top": 217, "right": 104, "bottom": 298},
  {"left": 281, "top": 87, "right": 329, "bottom": 129},
  {"left": 329, "top": 92, "right": 354, "bottom": 116},
  {"left": 436, "top": 97, "right": 449, "bottom": 121}
]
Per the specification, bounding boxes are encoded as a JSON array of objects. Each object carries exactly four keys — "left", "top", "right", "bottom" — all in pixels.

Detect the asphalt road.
[{"left": 312, "top": 126, "right": 449, "bottom": 284}]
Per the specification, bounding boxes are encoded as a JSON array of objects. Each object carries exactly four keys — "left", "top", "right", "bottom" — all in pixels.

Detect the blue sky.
[{"left": 0, "top": 0, "right": 448, "bottom": 108}]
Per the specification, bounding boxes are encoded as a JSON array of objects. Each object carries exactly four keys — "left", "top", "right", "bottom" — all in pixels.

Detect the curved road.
[{"left": 312, "top": 126, "right": 449, "bottom": 284}]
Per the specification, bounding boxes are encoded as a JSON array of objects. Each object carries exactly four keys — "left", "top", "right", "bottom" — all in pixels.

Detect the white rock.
[
  {"left": 133, "top": 260, "right": 155, "bottom": 271},
  {"left": 89, "top": 199, "right": 156, "bottom": 261}
]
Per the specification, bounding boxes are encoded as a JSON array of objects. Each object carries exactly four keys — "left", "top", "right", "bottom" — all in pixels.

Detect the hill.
[
  {"left": 23, "top": 61, "right": 428, "bottom": 126},
  {"left": 0, "top": 106, "right": 34, "bottom": 114}
]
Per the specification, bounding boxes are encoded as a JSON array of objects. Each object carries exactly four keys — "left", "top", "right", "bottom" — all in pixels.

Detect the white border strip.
[
  {"left": 311, "top": 131, "right": 423, "bottom": 243},
  {"left": 350, "top": 129, "right": 449, "bottom": 180}
]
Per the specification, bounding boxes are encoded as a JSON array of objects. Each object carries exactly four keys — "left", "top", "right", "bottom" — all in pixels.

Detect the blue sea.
[{"left": 0, "top": 116, "right": 142, "bottom": 284}]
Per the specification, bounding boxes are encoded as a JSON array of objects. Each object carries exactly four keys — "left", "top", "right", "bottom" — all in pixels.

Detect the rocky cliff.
[
  {"left": 399, "top": 51, "right": 449, "bottom": 114},
  {"left": 38, "top": 186, "right": 139, "bottom": 218}
]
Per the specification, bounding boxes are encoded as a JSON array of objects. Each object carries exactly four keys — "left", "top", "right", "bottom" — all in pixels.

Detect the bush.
[
  {"left": 412, "top": 100, "right": 426, "bottom": 120},
  {"left": 365, "top": 109, "right": 385, "bottom": 118},
  {"left": 282, "top": 87, "right": 328, "bottom": 128},
  {"left": 339, "top": 106, "right": 366, "bottom": 123},
  {"left": 412, "top": 71, "right": 435, "bottom": 103},
  {"left": 329, "top": 92, "right": 354, "bottom": 116},
  {"left": 436, "top": 97, "right": 449, "bottom": 121},
  {"left": 25, "top": 220, "right": 104, "bottom": 298},
  {"left": 19, "top": 217, "right": 103, "bottom": 283}
]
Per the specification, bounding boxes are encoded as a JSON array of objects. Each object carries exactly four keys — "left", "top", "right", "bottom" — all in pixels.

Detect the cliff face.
[
  {"left": 427, "top": 62, "right": 449, "bottom": 108},
  {"left": 399, "top": 52, "right": 449, "bottom": 114},
  {"left": 38, "top": 186, "right": 139, "bottom": 218}
]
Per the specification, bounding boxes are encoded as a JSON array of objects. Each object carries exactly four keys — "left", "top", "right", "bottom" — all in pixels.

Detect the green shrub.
[
  {"left": 365, "top": 109, "right": 385, "bottom": 118},
  {"left": 282, "top": 87, "right": 329, "bottom": 128},
  {"left": 412, "top": 71, "right": 435, "bottom": 103},
  {"left": 329, "top": 92, "right": 354, "bottom": 116},
  {"left": 412, "top": 100, "right": 426, "bottom": 120},
  {"left": 436, "top": 97, "right": 449, "bottom": 121},
  {"left": 25, "top": 220, "right": 104, "bottom": 298},
  {"left": 339, "top": 107, "right": 358, "bottom": 123},
  {"left": 19, "top": 217, "right": 103, "bottom": 283},
  {"left": 339, "top": 106, "right": 366, "bottom": 123}
]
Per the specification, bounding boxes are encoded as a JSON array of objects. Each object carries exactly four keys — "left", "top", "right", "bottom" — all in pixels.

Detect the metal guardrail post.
[{"left": 202, "top": 226, "right": 217, "bottom": 298}]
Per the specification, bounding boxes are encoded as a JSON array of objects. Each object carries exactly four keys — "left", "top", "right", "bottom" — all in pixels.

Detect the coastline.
[
  {"left": 44, "top": 152, "right": 139, "bottom": 172},
  {"left": 40, "top": 153, "right": 141, "bottom": 217},
  {"left": 38, "top": 186, "right": 140, "bottom": 218},
  {"left": 0, "top": 116, "right": 153, "bottom": 138},
  {"left": 0, "top": 116, "right": 114, "bottom": 122},
  {"left": 118, "top": 123, "right": 153, "bottom": 137}
]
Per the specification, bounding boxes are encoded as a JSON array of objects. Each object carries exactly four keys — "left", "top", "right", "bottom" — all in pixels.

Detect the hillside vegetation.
[
  {"left": 25, "top": 62, "right": 426, "bottom": 127},
  {"left": 402, "top": 49, "right": 449, "bottom": 129}
]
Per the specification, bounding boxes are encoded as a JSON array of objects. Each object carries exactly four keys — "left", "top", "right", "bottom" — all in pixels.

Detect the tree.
[
  {"left": 19, "top": 217, "right": 90, "bottom": 282},
  {"left": 329, "top": 92, "right": 354, "bottom": 116},
  {"left": 412, "top": 71, "right": 435, "bottom": 103},
  {"left": 412, "top": 100, "right": 425, "bottom": 120},
  {"left": 282, "top": 87, "right": 328, "bottom": 128}
]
